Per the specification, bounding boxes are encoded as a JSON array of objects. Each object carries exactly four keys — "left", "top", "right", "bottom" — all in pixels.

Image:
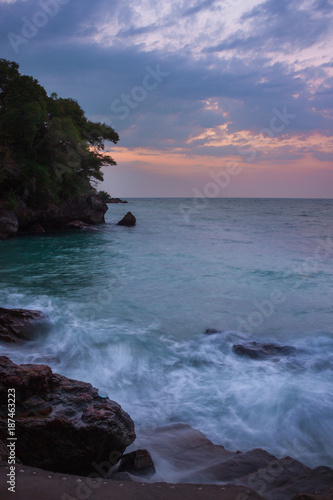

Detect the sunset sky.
[{"left": 1, "top": 0, "right": 332, "bottom": 197}]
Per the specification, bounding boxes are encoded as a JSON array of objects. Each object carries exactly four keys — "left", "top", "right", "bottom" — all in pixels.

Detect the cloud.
[
  {"left": 207, "top": 0, "right": 333, "bottom": 54},
  {"left": 182, "top": 0, "right": 218, "bottom": 17},
  {"left": 0, "top": 0, "right": 332, "bottom": 196}
]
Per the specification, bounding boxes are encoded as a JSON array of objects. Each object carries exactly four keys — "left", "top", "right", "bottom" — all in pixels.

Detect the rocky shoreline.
[
  {"left": 0, "top": 195, "right": 137, "bottom": 237},
  {"left": 0, "top": 193, "right": 108, "bottom": 238},
  {"left": 0, "top": 308, "right": 333, "bottom": 499}
]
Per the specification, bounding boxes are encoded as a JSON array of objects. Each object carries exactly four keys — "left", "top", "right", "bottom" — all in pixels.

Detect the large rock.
[
  {"left": 187, "top": 448, "right": 277, "bottom": 483},
  {"left": 0, "top": 307, "right": 45, "bottom": 344},
  {"left": 15, "top": 194, "right": 108, "bottom": 231},
  {"left": 117, "top": 212, "right": 136, "bottom": 226},
  {"left": 133, "top": 424, "right": 333, "bottom": 498},
  {"left": 132, "top": 423, "right": 235, "bottom": 483},
  {"left": 0, "top": 357, "right": 136, "bottom": 475},
  {"left": 117, "top": 449, "right": 156, "bottom": 477},
  {"left": 232, "top": 341, "right": 296, "bottom": 360},
  {"left": 269, "top": 466, "right": 333, "bottom": 500},
  {"left": 234, "top": 456, "right": 311, "bottom": 498},
  {"left": 0, "top": 209, "right": 19, "bottom": 238}
]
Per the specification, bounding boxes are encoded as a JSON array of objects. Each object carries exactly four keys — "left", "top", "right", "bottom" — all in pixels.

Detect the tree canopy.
[{"left": 0, "top": 59, "right": 118, "bottom": 208}]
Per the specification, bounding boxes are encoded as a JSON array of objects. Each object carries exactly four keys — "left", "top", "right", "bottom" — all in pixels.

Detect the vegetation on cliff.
[{"left": 0, "top": 59, "right": 118, "bottom": 210}]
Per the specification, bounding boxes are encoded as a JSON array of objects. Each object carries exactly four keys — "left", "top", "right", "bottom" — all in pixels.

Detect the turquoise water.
[{"left": 1, "top": 198, "right": 333, "bottom": 470}]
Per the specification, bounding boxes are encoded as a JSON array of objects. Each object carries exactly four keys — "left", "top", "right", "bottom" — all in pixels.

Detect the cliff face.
[{"left": 0, "top": 193, "right": 108, "bottom": 238}]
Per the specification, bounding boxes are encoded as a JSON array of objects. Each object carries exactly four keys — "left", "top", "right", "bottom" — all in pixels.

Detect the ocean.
[{"left": 1, "top": 198, "right": 332, "bottom": 471}]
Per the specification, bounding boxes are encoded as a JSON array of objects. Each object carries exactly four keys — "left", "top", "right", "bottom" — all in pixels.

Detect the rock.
[
  {"left": 0, "top": 356, "right": 136, "bottom": 475},
  {"left": 235, "top": 456, "right": 311, "bottom": 497},
  {"left": 107, "top": 198, "right": 128, "bottom": 204},
  {"left": 66, "top": 220, "right": 93, "bottom": 230},
  {"left": 205, "top": 328, "right": 221, "bottom": 335},
  {"left": 0, "top": 209, "right": 19, "bottom": 238},
  {"left": 133, "top": 423, "right": 333, "bottom": 500},
  {"left": 30, "top": 224, "right": 45, "bottom": 234},
  {"left": 117, "top": 212, "right": 136, "bottom": 227},
  {"left": 232, "top": 341, "right": 296, "bottom": 360},
  {"left": 292, "top": 492, "right": 333, "bottom": 500},
  {"left": 187, "top": 448, "right": 277, "bottom": 483},
  {"left": 15, "top": 193, "right": 108, "bottom": 232},
  {"left": 133, "top": 423, "right": 235, "bottom": 483},
  {"left": 0, "top": 308, "right": 45, "bottom": 344},
  {"left": 118, "top": 449, "right": 156, "bottom": 477},
  {"left": 268, "top": 466, "right": 333, "bottom": 500}
]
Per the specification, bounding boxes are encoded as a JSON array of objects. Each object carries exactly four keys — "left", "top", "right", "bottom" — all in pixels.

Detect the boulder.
[
  {"left": 0, "top": 307, "right": 45, "bottom": 344},
  {"left": 232, "top": 341, "right": 296, "bottom": 360},
  {"left": 117, "top": 449, "right": 156, "bottom": 477},
  {"left": 0, "top": 209, "right": 19, "bottom": 238},
  {"left": 65, "top": 220, "right": 93, "bottom": 230},
  {"left": 117, "top": 212, "right": 136, "bottom": 227},
  {"left": 0, "top": 356, "right": 136, "bottom": 476}
]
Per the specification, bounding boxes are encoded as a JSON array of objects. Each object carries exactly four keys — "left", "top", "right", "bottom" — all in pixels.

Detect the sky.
[{"left": 0, "top": 0, "right": 333, "bottom": 197}]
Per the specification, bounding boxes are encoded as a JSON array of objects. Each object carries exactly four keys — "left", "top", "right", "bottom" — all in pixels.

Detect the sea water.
[{"left": 0, "top": 198, "right": 332, "bottom": 470}]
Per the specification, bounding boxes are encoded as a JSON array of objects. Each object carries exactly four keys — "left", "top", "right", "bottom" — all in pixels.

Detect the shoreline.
[
  {"left": 1, "top": 346, "right": 333, "bottom": 499},
  {"left": 0, "top": 465, "right": 264, "bottom": 500}
]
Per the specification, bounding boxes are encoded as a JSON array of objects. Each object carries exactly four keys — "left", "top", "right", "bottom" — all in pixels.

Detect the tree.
[{"left": 0, "top": 59, "right": 119, "bottom": 208}]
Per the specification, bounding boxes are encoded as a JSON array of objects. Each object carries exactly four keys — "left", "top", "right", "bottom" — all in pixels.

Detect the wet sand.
[{"left": 0, "top": 464, "right": 264, "bottom": 500}]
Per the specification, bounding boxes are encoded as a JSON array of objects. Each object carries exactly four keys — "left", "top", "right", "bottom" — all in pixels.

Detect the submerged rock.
[
  {"left": 232, "top": 341, "right": 296, "bottom": 360},
  {"left": 117, "top": 212, "right": 136, "bottom": 226},
  {"left": 0, "top": 356, "right": 136, "bottom": 475},
  {"left": 65, "top": 220, "right": 94, "bottom": 230},
  {"left": 205, "top": 328, "right": 222, "bottom": 335},
  {"left": 0, "top": 209, "right": 19, "bottom": 238},
  {"left": 117, "top": 449, "right": 156, "bottom": 477},
  {"left": 0, "top": 307, "right": 45, "bottom": 344},
  {"left": 133, "top": 423, "right": 333, "bottom": 498}
]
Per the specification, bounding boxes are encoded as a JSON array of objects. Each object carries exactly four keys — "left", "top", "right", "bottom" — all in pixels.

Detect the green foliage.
[
  {"left": 0, "top": 59, "right": 119, "bottom": 209},
  {"left": 98, "top": 190, "right": 112, "bottom": 202}
]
